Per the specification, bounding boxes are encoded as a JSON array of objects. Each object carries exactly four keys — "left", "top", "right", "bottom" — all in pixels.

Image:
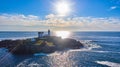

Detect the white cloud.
[
  {"left": 45, "top": 14, "right": 56, "bottom": 19},
  {"left": 0, "top": 14, "right": 43, "bottom": 26},
  {"left": 110, "top": 6, "right": 117, "bottom": 10},
  {"left": 0, "top": 14, "right": 120, "bottom": 31}
]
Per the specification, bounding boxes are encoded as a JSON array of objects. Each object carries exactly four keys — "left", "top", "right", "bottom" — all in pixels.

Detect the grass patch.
[
  {"left": 35, "top": 40, "right": 54, "bottom": 46},
  {"left": 35, "top": 40, "right": 44, "bottom": 45},
  {"left": 46, "top": 42, "right": 54, "bottom": 46}
]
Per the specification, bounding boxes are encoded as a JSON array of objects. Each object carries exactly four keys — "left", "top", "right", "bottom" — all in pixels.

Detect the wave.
[
  {"left": 96, "top": 61, "right": 120, "bottom": 67},
  {"left": 90, "top": 50, "right": 120, "bottom": 54},
  {"left": 69, "top": 48, "right": 89, "bottom": 51},
  {"left": 69, "top": 40, "right": 120, "bottom": 54},
  {"left": 67, "top": 40, "right": 102, "bottom": 52},
  {"left": 80, "top": 40, "right": 101, "bottom": 50},
  {"left": 27, "top": 63, "right": 42, "bottom": 67},
  {"left": 17, "top": 61, "right": 43, "bottom": 67}
]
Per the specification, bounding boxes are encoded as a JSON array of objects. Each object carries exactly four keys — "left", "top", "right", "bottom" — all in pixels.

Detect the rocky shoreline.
[{"left": 0, "top": 36, "right": 84, "bottom": 54}]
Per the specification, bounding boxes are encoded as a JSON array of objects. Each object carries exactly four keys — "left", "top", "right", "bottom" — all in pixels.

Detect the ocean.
[{"left": 0, "top": 32, "right": 120, "bottom": 67}]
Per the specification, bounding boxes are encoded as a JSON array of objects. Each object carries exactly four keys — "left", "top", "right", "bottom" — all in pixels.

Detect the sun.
[
  {"left": 55, "top": 31, "right": 70, "bottom": 39},
  {"left": 54, "top": 0, "right": 71, "bottom": 16}
]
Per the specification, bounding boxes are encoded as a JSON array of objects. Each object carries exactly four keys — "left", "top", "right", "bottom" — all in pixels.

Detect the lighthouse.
[{"left": 48, "top": 29, "right": 50, "bottom": 36}]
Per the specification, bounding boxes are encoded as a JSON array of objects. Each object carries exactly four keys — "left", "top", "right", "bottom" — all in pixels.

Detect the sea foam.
[{"left": 96, "top": 61, "right": 120, "bottom": 67}]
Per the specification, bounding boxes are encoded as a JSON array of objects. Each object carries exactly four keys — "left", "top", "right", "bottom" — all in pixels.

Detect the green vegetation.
[
  {"left": 46, "top": 42, "right": 54, "bottom": 46},
  {"left": 35, "top": 40, "right": 54, "bottom": 46},
  {"left": 35, "top": 40, "right": 43, "bottom": 45}
]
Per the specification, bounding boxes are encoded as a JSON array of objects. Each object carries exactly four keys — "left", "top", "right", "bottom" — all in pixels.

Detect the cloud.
[
  {"left": 45, "top": 14, "right": 56, "bottom": 19},
  {"left": 0, "top": 14, "right": 120, "bottom": 31},
  {"left": 0, "top": 14, "right": 43, "bottom": 26},
  {"left": 110, "top": 6, "right": 117, "bottom": 10}
]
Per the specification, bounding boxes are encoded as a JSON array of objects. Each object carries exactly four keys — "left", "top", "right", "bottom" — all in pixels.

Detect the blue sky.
[{"left": 0, "top": 0, "right": 120, "bottom": 31}]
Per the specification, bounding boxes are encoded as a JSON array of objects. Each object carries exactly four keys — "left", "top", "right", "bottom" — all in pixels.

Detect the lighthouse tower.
[{"left": 48, "top": 29, "right": 50, "bottom": 36}]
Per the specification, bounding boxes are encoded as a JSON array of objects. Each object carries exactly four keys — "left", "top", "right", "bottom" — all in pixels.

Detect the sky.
[{"left": 0, "top": 0, "right": 120, "bottom": 31}]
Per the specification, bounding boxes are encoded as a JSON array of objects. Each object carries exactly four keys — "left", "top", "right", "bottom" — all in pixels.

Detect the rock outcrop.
[{"left": 0, "top": 36, "right": 84, "bottom": 54}]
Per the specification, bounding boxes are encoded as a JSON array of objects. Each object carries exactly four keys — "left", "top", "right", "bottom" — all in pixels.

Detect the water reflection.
[{"left": 17, "top": 52, "right": 76, "bottom": 67}]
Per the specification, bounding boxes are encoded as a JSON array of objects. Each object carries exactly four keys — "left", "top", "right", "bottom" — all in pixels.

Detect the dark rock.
[{"left": 0, "top": 36, "right": 84, "bottom": 54}]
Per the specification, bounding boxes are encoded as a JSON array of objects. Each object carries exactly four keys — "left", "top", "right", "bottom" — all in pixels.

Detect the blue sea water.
[{"left": 0, "top": 32, "right": 120, "bottom": 67}]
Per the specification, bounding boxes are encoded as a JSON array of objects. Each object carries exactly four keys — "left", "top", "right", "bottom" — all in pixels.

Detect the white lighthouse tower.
[{"left": 48, "top": 29, "right": 50, "bottom": 36}]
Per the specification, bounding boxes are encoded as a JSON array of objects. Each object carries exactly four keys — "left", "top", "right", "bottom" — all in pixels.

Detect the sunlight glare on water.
[{"left": 55, "top": 31, "right": 70, "bottom": 39}]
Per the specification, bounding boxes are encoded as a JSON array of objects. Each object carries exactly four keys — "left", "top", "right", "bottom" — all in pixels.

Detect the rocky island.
[{"left": 0, "top": 30, "right": 84, "bottom": 54}]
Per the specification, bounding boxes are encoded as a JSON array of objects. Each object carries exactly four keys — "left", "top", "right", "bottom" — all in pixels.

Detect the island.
[{"left": 0, "top": 30, "right": 84, "bottom": 54}]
